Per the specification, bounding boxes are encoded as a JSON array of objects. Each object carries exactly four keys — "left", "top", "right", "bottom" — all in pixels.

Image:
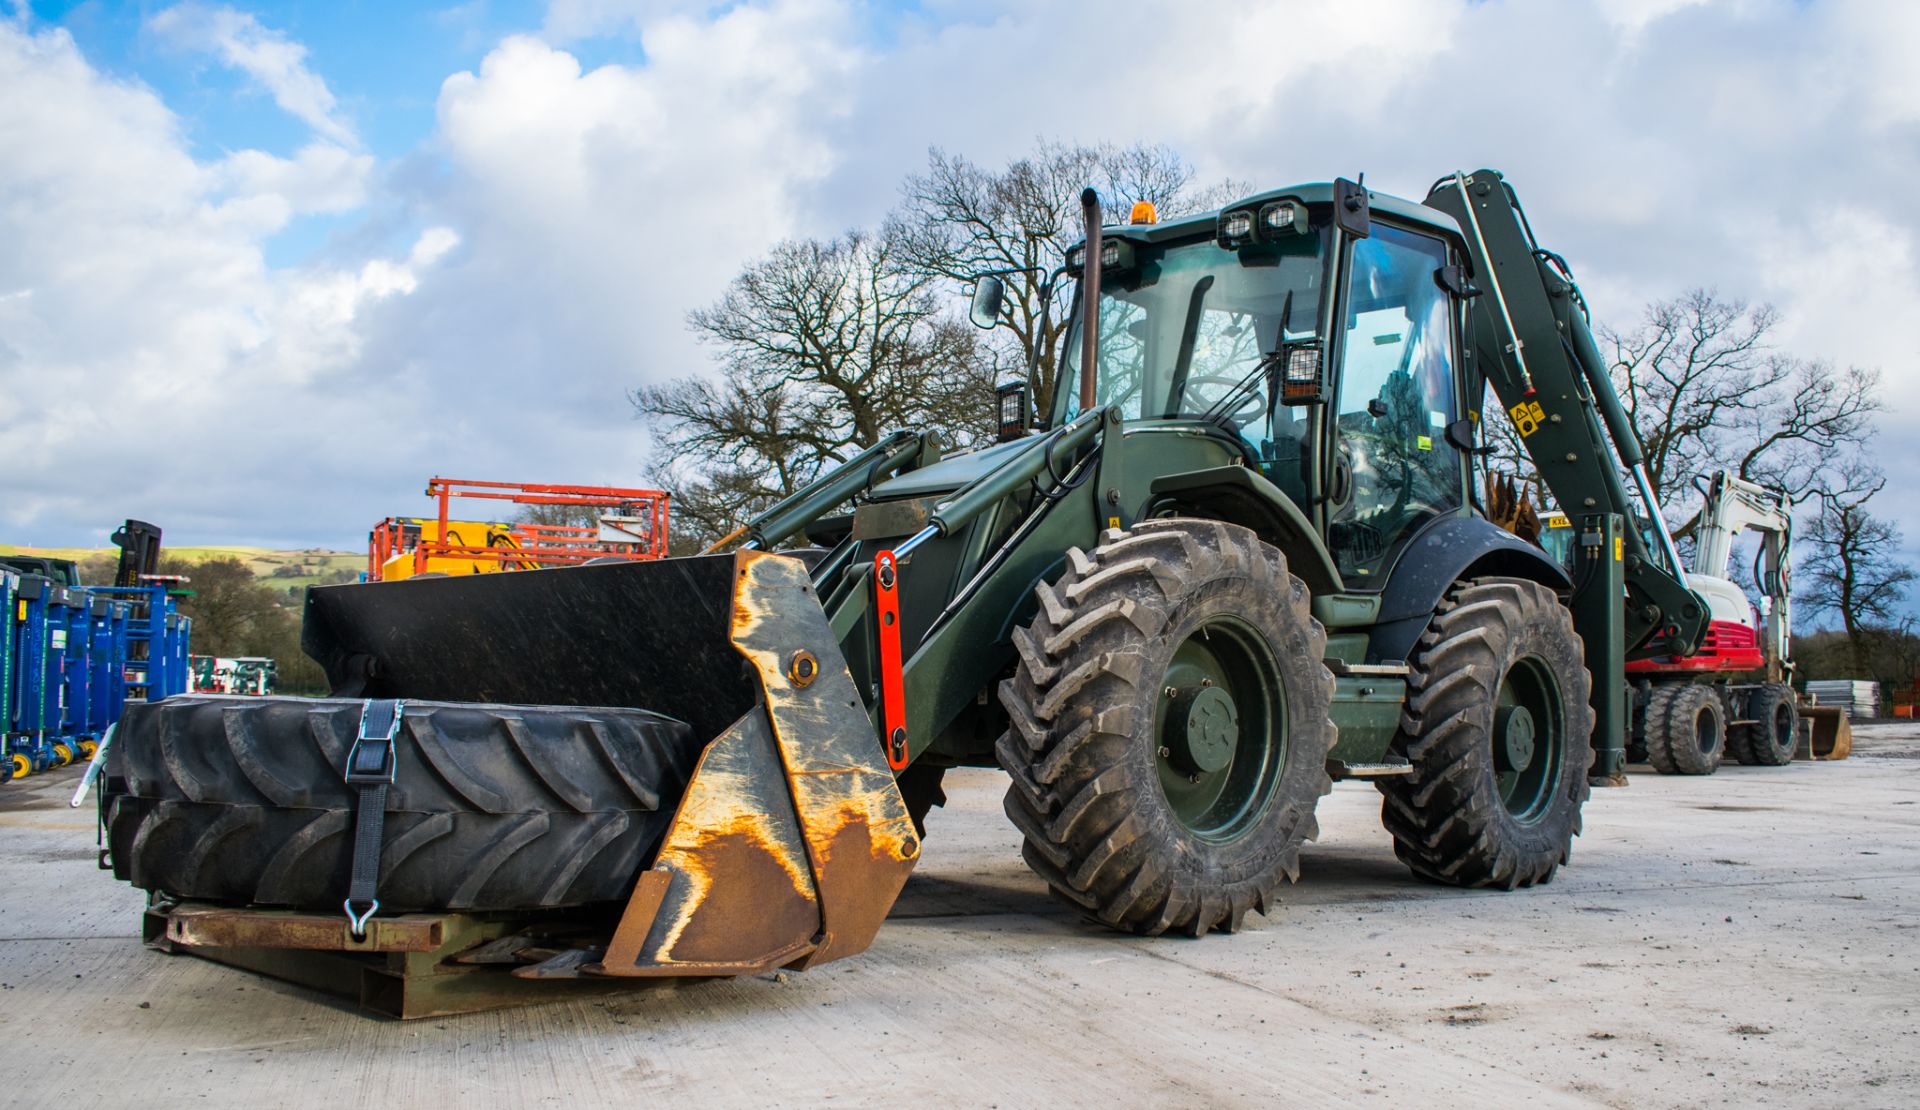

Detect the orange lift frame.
[{"left": 367, "top": 478, "right": 671, "bottom": 581}]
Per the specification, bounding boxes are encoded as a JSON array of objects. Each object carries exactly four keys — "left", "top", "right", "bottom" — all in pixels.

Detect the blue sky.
[{"left": 1, "top": 0, "right": 1916, "bottom": 625}]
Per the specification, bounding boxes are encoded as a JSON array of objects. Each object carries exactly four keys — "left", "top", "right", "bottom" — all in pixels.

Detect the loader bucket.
[
  {"left": 1800, "top": 703, "right": 1852, "bottom": 761},
  {"left": 301, "top": 551, "right": 920, "bottom": 976}
]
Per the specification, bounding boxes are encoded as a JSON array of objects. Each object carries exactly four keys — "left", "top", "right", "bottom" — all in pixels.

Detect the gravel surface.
[{"left": 0, "top": 721, "right": 1914, "bottom": 1107}]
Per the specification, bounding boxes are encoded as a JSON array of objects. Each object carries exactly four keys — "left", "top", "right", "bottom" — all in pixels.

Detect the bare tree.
[
  {"left": 1484, "top": 289, "right": 1883, "bottom": 541},
  {"left": 891, "top": 141, "right": 1247, "bottom": 417},
  {"left": 1798, "top": 467, "right": 1916, "bottom": 669},
  {"left": 633, "top": 228, "right": 993, "bottom": 542},
  {"left": 1607, "top": 290, "right": 1881, "bottom": 528}
]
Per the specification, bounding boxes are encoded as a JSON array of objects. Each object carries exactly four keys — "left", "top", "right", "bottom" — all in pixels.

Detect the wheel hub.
[
  {"left": 1171, "top": 686, "right": 1239, "bottom": 775},
  {"left": 1494, "top": 705, "right": 1536, "bottom": 774}
]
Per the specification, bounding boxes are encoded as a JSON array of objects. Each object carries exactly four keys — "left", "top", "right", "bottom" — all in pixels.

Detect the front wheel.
[
  {"left": 1645, "top": 683, "right": 1724, "bottom": 775},
  {"left": 1379, "top": 578, "right": 1593, "bottom": 889},
  {"left": 997, "top": 520, "right": 1335, "bottom": 937}
]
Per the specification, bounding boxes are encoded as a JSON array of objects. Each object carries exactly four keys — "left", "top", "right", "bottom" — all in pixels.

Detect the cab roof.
[{"left": 1094, "top": 181, "right": 1467, "bottom": 249}]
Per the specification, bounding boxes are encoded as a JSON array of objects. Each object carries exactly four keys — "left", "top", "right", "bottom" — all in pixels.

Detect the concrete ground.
[{"left": 1, "top": 725, "right": 1915, "bottom": 1108}]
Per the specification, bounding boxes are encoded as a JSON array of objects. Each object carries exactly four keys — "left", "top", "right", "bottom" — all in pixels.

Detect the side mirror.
[
  {"left": 994, "top": 380, "right": 1029, "bottom": 442},
  {"left": 969, "top": 275, "right": 1006, "bottom": 329},
  {"left": 1333, "top": 177, "right": 1370, "bottom": 239},
  {"left": 1445, "top": 417, "right": 1493, "bottom": 456}
]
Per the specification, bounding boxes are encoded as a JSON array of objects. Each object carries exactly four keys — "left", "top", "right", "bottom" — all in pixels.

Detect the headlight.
[
  {"left": 1065, "top": 239, "right": 1136, "bottom": 275},
  {"left": 1258, "top": 200, "right": 1307, "bottom": 238},
  {"left": 1217, "top": 209, "right": 1255, "bottom": 248}
]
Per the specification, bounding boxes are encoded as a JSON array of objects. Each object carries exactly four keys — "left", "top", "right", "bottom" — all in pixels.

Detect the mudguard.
[{"left": 1369, "top": 513, "right": 1571, "bottom": 665}]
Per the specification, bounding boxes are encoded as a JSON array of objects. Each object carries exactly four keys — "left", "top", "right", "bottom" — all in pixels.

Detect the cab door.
[{"left": 1324, "top": 224, "right": 1467, "bottom": 585}]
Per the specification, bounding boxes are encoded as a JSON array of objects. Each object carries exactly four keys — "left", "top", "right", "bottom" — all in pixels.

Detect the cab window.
[{"left": 1328, "top": 224, "right": 1462, "bottom": 582}]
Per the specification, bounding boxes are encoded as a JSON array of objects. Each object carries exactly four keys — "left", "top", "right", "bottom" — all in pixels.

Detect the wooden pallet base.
[{"left": 142, "top": 904, "right": 660, "bottom": 1019}]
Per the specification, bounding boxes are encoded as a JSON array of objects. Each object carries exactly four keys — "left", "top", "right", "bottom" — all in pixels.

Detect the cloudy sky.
[{"left": 1, "top": 0, "right": 1916, "bottom": 572}]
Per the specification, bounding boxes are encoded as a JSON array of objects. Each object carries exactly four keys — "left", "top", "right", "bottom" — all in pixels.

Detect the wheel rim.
[
  {"left": 1152, "top": 616, "right": 1286, "bottom": 843},
  {"left": 1492, "top": 655, "right": 1563, "bottom": 823},
  {"left": 9, "top": 754, "right": 28, "bottom": 778},
  {"left": 1773, "top": 704, "right": 1793, "bottom": 751}
]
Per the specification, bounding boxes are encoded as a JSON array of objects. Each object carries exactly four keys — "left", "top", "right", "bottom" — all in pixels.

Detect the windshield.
[{"left": 1060, "top": 232, "right": 1329, "bottom": 428}]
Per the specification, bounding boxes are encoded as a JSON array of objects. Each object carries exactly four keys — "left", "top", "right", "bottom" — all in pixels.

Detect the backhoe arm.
[{"left": 1426, "top": 169, "right": 1706, "bottom": 660}]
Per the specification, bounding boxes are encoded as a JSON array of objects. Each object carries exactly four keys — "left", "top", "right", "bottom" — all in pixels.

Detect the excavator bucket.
[
  {"left": 1799, "top": 703, "right": 1853, "bottom": 761},
  {"left": 301, "top": 550, "right": 920, "bottom": 975}
]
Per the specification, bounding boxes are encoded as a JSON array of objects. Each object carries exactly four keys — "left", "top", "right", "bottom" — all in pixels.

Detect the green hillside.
[{"left": 0, "top": 544, "right": 361, "bottom": 591}]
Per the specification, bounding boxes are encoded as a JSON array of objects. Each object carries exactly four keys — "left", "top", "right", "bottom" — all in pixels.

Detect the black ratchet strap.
[{"left": 343, "top": 699, "right": 403, "bottom": 938}]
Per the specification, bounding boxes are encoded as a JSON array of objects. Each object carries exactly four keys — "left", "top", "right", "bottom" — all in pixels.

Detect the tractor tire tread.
[
  {"left": 997, "top": 520, "right": 1334, "bottom": 939},
  {"left": 106, "top": 695, "right": 699, "bottom": 912},
  {"left": 1378, "top": 577, "right": 1593, "bottom": 890},
  {"left": 1644, "top": 682, "right": 1724, "bottom": 776}
]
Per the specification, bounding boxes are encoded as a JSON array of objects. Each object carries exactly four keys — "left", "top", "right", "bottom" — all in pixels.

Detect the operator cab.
[{"left": 1053, "top": 183, "right": 1471, "bottom": 589}]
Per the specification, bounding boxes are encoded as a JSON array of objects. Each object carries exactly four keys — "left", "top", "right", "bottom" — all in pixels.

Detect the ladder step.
[
  {"left": 1326, "top": 661, "right": 1412, "bottom": 678},
  {"left": 1329, "top": 760, "right": 1414, "bottom": 777}
]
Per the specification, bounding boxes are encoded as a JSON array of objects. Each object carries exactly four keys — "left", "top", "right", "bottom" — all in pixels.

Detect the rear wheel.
[
  {"left": 1727, "top": 683, "right": 1796, "bottom": 766},
  {"left": 7, "top": 753, "right": 27, "bottom": 779},
  {"left": 1645, "top": 683, "right": 1724, "bottom": 775},
  {"left": 997, "top": 520, "right": 1335, "bottom": 937},
  {"left": 1380, "top": 578, "right": 1593, "bottom": 889},
  {"left": 106, "top": 695, "right": 701, "bottom": 912}
]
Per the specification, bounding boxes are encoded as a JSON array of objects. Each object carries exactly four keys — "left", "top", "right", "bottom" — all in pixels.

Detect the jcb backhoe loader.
[{"left": 97, "top": 169, "right": 1706, "bottom": 1007}]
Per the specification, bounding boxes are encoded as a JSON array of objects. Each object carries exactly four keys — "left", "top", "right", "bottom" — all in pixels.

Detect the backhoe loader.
[{"left": 97, "top": 169, "right": 1707, "bottom": 1008}]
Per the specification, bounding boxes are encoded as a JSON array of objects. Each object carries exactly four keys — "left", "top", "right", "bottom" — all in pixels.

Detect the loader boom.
[{"left": 1425, "top": 170, "right": 1708, "bottom": 777}]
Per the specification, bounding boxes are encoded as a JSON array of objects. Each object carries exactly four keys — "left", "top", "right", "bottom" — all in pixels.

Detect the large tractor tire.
[
  {"left": 106, "top": 695, "right": 699, "bottom": 913},
  {"left": 1727, "top": 683, "right": 1797, "bottom": 767},
  {"left": 1379, "top": 578, "right": 1593, "bottom": 890},
  {"left": 997, "top": 520, "right": 1335, "bottom": 937},
  {"left": 1645, "top": 682, "right": 1725, "bottom": 775}
]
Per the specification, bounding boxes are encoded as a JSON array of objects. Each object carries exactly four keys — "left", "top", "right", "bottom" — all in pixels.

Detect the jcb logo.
[{"left": 1509, "top": 400, "right": 1546, "bottom": 437}]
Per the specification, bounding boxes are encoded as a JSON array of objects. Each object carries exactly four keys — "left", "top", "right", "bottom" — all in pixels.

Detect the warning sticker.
[{"left": 1508, "top": 400, "right": 1547, "bottom": 437}]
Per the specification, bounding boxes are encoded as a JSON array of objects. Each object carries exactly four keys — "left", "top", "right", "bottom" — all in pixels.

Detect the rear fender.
[{"left": 1369, "top": 514, "right": 1571, "bottom": 664}]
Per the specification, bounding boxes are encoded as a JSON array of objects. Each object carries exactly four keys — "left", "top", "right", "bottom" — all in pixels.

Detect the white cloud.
[
  {"left": 148, "top": 3, "right": 357, "bottom": 146},
  {"left": 0, "top": 19, "right": 449, "bottom": 544}
]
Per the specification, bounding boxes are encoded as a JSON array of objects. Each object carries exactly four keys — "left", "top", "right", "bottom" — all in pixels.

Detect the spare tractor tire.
[
  {"left": 1644, "top": 682, "right": 1724, "bottom": 776},
  {"left": 106, "top": 695, "right": 700, "bottom": 913}
]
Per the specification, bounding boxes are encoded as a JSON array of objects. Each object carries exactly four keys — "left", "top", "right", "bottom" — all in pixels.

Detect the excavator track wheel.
[
  {"left": 1726, "top": 683, "right": 1796, "bottom": 767},
  {"left": 996, "top": 519, "right": 1335, "bottom": 938},
  {"left": 1379, "top": 577, "right": 1593, "bottom": 891},
  {"left": 1644, "top": 683, "right": 1724, "bottom": 776}
]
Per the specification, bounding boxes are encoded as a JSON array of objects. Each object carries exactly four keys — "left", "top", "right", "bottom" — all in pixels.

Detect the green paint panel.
[{"left": 1326, "top": 676, "right": 1407, "bottom": 765}]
